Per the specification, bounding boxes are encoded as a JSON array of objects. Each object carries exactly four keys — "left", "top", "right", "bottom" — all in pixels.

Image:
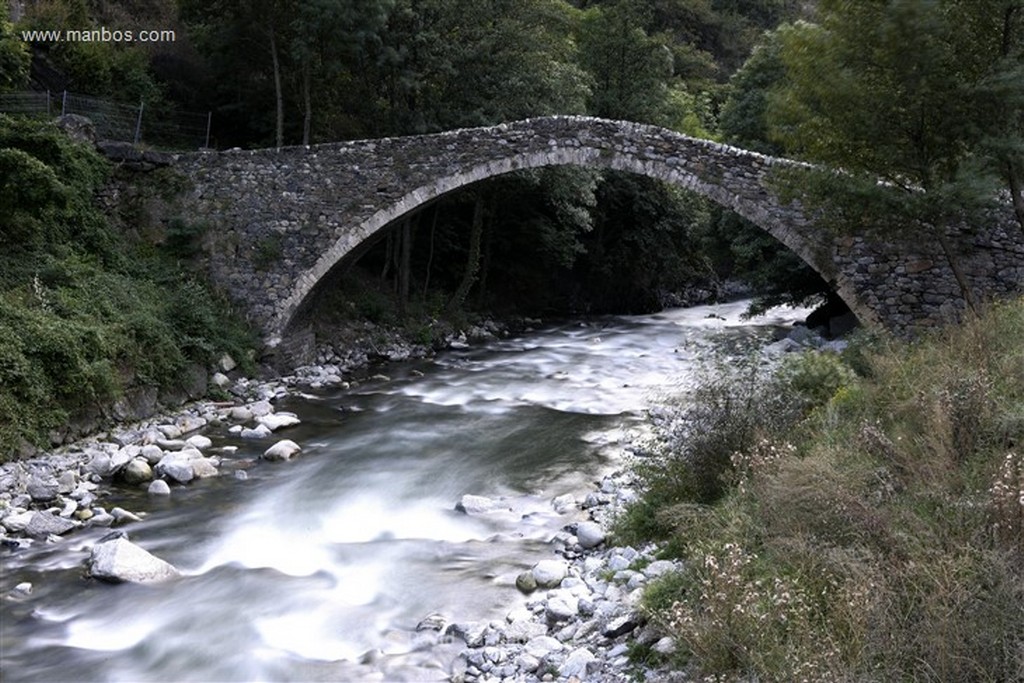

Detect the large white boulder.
[
  {"left": 575, "top": 521, "right": 606, "bottom": 549},
  {"left": 88, "top": 534, "right": 180, "bottom": 583},
  {"left": 258, "top": 413, "right": 301, "bottom": 431},
  {"left": 531, "top": 559, "right": 567, "bottom": 588},
  {"left": 263, "top": 440, "right": 301, "bottom": 461}
]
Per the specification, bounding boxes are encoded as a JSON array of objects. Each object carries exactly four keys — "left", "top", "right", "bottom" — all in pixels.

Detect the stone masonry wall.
[{"left": 171, "top": 116, "right": 1024, "bottom": 348}]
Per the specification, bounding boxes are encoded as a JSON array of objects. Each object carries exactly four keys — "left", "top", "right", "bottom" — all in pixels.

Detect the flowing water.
[{"left": 0, "top": 301, "right": 809, "bottom": 682}]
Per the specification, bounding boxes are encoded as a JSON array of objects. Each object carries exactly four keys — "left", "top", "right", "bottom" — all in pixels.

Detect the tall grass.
[{"left": 619, "top": 301, "right": 1024, "bottom": 682}]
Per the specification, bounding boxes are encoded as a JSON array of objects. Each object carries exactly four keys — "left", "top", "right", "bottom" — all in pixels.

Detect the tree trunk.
[
  {"left": 476, "top": 216, "right": 493, "bottom": 308},
  {"left": 447, "top": 197, "right": 485, "bottom": 315},
  {"left": 302, "top": 64, "right": 312, "bottom": 146},
  {"left": 422, "top": 205, "right": 439, "bottom": 299},
  {"left": 269, "top": 25, "right": 284, "bottom": 149},
  {"left": 1001, "top": 7, "right": 1024, "bottom": 235},
  {"left": 398, "top": 216, "right": 413, "bottom": 314},
  {"left": 935, "top": 229, "right": 978, "bottom": 316},
  {"left": 381, "top": 232, "right": 392, "bottom": 282},
  {"left": 1008, "top": 160, "right": 1024, "bottom": 235}
]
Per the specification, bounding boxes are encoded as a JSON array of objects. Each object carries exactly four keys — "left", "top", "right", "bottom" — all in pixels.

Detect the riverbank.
[
  {"left": 1, "top": 303, "right": 828, "bottom": 681},
  {"left": 609, "top": 298, "right": 1024, "bottom": 681}
]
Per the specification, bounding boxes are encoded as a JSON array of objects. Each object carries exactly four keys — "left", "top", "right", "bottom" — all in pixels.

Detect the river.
[{"left": 0, "top": 301, "right": 809, "bottom": 682}]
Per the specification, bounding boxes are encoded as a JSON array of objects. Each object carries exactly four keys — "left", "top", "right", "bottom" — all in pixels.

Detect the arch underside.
[{"left": 273, "top": 147, "right": 860, "bottom": 345}]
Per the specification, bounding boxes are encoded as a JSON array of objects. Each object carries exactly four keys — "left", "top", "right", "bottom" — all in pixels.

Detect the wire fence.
[{"left": 0, "top": 90, "right": 212, "bottom": 150}]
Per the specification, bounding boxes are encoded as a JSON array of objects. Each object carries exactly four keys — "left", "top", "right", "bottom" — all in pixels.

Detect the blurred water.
[{"left": 0, "top": 301, "right": 809, "bottom": 681}]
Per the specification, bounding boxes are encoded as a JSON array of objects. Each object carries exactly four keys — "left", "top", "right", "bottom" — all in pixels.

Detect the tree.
[
  {"left": 768, "top": 2, "right": 1016, "bottom": 312},
  {"left": 289, "top": 0, "right": 392, "bottom": 144},
  {"left": 0, "top": 16, "right": 30, "bottom": 92},
  {"left": 180, "top": 0, "right": 298, "bottom": 147},
  {"left": 576, "top": 1, "right": 675, "bottom": 124}
]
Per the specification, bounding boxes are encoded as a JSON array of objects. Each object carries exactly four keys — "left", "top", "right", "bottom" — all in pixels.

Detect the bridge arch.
[
  {"left": 175, "top": 115, "right": 1022, "bottom": 352},
  {"left": 272, "top": 121, "right": 868, "bottom": 346}
]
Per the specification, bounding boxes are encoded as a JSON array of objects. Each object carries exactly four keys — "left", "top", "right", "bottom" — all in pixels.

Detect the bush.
[{"left": 0, "top": 118, "right": 257, "bottom": 458}]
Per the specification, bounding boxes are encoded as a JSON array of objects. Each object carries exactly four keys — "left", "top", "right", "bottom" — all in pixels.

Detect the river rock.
[
  {"left": 27, "top": 475, "right": 59, "bottom": 502},
  {"left": 455, "top": 494, "right": 505, "bottom": 514},
  {"left": 258, "top": 413, "right": 301, "bottom": 431},
  {"left": 531, "top": 559, "right": 567, "bottom": 588},
  {"left": 240, "top": 424, "right": 272, "bottom": 439},
  {"left": 185, "top": 435, "right": 213, "bottom": 450},
  {"left": 229, "top": 406, "right": 253, "bottom": 422},
  {"left": 218, "top": 353, "right": 237, "bottom": 372},
  {"left": 154, "top": 453, "right": 194, "bottom": 484},
  {"left": 643, "top": 559, "right": 677, "bottom": 578},
  {"left": 263, "top": 440, "right": 301, "bottom": 461},
  {"left": 2, "top": 510, "right": 34, "bottom": 533},
  {"left": 111, "top": 507, "right": 143, "bottom": 524},
  {"left": 147, "top": 479, "right": 171, "bottom": 496},
  {"left": 25, "top": 511, "right": 77, "bottom": 538},
  {"left": 249, "top": 400, "right": 274, "bottom": 417},
  {"left": 89, "top": 509, "right": 115, "bottom": 527},
  {"left": 515, "top": 570, "right": 538, "bottom": 593},
  {"left": 561, "top": 647, "right": 597, "bottom": 678},
  {"left": 121, "top": 458, "right": 153, "bottom": 485},
  {"left": 545, "top": 592, "right": 579, "bottom": 622},
  {"left": 190, "top": 458, "right": 219, "bottom": 479},
  {"left": 552, "top": 493, "right": 576, "bottom": 513},
  {"left": 88, "top": 534, "right": 180, "bottom": 583},
  {"left": 211, "top": 372, "right": 230, "bottom": 388},
  {"left": 57, "top": 470, "right": 78, "bottom": 494},
  {"left": 156, "top": 424, "right": 183, "bottom": 440},
  {"left": 506, "top": 617, "right": 547, "bottom": 643},
  {"left": 602, "top": 612, "right": 642, "bottom": 638},
  {"left": 176, "top": 415, "right": 207, "bottom": 434},
  {"left": 524, "top": 635, "right": 563, "bottom": 659},
  {"left": 140, "top": 444, "right": 164, "bottom": 465},
  {"left": 575, "top": 521, "right": 606, "bottom": 549}
]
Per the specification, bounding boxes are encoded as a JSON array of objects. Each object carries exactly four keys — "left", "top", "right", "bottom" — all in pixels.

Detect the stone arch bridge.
[{"left": 169, "top": 116, "right": 1022, "bottom": 358}]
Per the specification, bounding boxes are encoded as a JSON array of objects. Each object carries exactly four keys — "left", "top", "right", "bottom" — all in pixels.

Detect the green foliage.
[
  {"left": 0, "top": 16, "right": 31, "bottom": 92},
  {"left": 252, "top": 234, "right": 283, "bottom": 271},
  {"left": 776, "top": 349, "right": 855, "bottom": 409},
  {"left": 0, "top": 118, "right": 256, "bottom": 459},
  {"left": 624, "top": 299, "right": 1024, "bottom": 681},
  {"left": 767, "top": 4, "right": 1013, "bottom": 234}
]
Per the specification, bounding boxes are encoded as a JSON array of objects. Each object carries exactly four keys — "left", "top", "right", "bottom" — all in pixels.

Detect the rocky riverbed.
[
  {"left": 0, "top": 373, "right": 684, "bottom": 681},
  {"left": 1, "top": 308, "right": 839, "bottom": 682}
]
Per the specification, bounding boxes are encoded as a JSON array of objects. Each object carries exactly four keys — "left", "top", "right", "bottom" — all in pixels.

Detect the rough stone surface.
[
  {"left": 263, "top": 439, "right": 301, "bottom": 461},
  {"left": 532, "top": 560, "right": 568, "bottom": 588},
  {"left": 88, "top": 534, "right": 180, "bottom": 583},
  {"left": 154, "top": 453, "right": 194, "bottom": 484},
  {"left": 455, "top": 494, "right": 499, "bottom": 514},
  {"left": 121, "top": 458, "right": 153, "bottom": 485},
  {"left": 147, "top": 479, "right": 171, "bottom": 496},
  {"left": 576, "top": 521, "right": 606, "bottom": 549},
  {"left": 25, "top": 511, "right": 77, "bottom": 538},
  {"left": 258, "top": 413, "right": 301, "bottom": 431},
  {"left": 171, "top": 115, "right": 1024, "bottom": 355}
]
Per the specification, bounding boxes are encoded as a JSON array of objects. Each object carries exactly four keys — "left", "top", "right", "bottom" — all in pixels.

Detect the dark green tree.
[
  {"left": 0, "top": 16, "right": 30, "bottom": 92},
  {"left": 768, "top": 1, "right": 1016, "bottom": 311}
]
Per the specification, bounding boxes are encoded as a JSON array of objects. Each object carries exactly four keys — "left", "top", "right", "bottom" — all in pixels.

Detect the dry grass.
[{"left": 626, "top": 299, "right": 1024, "bottom": 682}]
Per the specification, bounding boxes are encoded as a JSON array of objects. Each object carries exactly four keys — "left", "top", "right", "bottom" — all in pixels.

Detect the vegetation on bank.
[
  {"left": 616, "top": 300, "right": 1024, "bottom": 681},
  {"left": 0, "top": 115, "right": 255, "bottom": 460}
]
